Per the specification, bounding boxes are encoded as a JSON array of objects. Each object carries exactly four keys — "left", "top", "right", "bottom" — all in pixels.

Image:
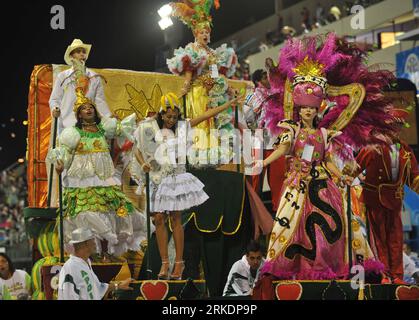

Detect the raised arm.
[
  {"left": 181, "top": 71, "right": 193, "bottom": 96},
  {"left": 190, "top": 95, "right": 244, "bottom": 128}
]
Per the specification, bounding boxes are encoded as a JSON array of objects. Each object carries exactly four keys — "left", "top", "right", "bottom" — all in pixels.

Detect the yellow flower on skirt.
[{"left": 116, "top": 207, "right": 128, "bottom": 217}]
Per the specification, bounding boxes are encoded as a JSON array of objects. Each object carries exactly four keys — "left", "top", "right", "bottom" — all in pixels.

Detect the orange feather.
[{"left": 171, "top": 2, "right": 195, "bottom": 19}]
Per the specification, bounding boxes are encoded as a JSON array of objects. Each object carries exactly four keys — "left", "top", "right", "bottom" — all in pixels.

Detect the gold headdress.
[
  {"left": 170, "top": 0, "right": 220, "bottom": 33},
  {"left": 160, "top": 92, "right": 181, "bottom": 112},
  {"left": 292, "top": 56, "right": 328, "bottom": 92},
  {"left": 281, "top": 35, "right": 366, "bottom": 129},
  {"left": 73, "top": 87, "right": 95, "bottom": 114}
]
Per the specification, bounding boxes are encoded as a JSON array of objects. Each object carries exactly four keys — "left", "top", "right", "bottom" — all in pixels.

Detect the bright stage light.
[
  {"left": 158, "top": 4, "right": 172, "bottom": 18},
  {"left": 159, "top": 17, "right": 173, "bottom": 30}
]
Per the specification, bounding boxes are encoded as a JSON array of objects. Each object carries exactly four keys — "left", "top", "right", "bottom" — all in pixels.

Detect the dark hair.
[
  {"left": 0, "top": 253, "right": 15, "bottom": 277},
  {"left": 75, "top": 104, "right": 101, "bottom": 129},
  {"left": 246, "top": 240, "right": 264, "bottom": 255},
  {"left": 156, "top": 106, "right": 183, "bottom": 133},
  {"left": 73, "top": 241, "right": 89, "bottom": 252},
  {"left": 252, "top": 69, "right": 266, "bottom": 86},
  {"left": 297, "top": 106, "right": 320, "bottom": 128}
]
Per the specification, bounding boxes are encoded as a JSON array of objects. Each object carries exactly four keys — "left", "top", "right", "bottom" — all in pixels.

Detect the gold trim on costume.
[
  {"left": 269, "top": 249, "right": 276, "bottom": 259},
  {"left": 272, "top": 280, "right": 352, "bottom": 284},
  {"left": 283, "top": 79, "right": 294, "bottom": 119},
  {"left": 352, "top": 239, "right": 361, "bottom": 250},
  {"left": 412, "top": 176, "right": 419, "bottom": 193},
  {"left": 283, "top": 80, "right": 365, "bottom": 130},
  {"left": 139, "top": 280, "right": 169, "bottom": 300},
  {"left": 327, "top": 83, "right": 366, "bottom": 131},
  {"left": 379, "top": 146, "right": 391, "bottom": 180},
  {"left": 351, "top": 220, "right": 360, "bottom": 232},
  {"left": 184, "top": 174, "right": 246, "bottom": 235}
]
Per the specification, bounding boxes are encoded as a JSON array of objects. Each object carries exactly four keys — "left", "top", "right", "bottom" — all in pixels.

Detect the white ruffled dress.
[
  {"left": 48, "top": 114, "right": 141, "bottom": 256},
  {"left": 131, "top": 118, "right": 209, "bottom": 213}
]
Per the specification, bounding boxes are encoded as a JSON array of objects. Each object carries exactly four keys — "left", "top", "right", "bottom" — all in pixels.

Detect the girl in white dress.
[{"left": 131, "top": 92, "right": 243, "bottom": 279}]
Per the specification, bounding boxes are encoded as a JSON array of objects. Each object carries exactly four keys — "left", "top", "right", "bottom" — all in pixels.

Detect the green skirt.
[{"left": 63, "top": 185, "right": 134, "bottom": 218}]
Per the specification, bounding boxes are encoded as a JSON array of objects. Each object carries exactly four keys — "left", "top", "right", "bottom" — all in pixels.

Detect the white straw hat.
[
  {"left": 69, "top": 227, "right": 95, "bottom": 245},
  {"left": 64, "top": 39, "right": 92, "bottom": 66}
]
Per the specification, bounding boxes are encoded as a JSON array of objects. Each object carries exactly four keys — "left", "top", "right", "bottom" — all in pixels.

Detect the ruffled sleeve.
[
  {"left": 101, "top": 113, "right": 137, "bottom": 141},
  {"left": 101, "top": 117, "right": 118, "bottom": 139},
  {"left": 215, "top": 44, "right": 238, "bottom": 78},
  {"left": 273, "top": 120, "right": 299, "bottom": 148},
  {"left": 47, "top": 127, "right": 80, "bottom": 169},
  {"left": 120, "top": 113, "right": 137, "bottom": 142},
  {"left": 167, "top": 43, "right": 207, "bottom": 76}
]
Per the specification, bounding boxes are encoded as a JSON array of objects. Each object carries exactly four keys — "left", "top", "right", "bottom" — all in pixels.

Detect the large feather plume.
[{"left": 261, "top": 33, "right": 398, "bottom": 158}]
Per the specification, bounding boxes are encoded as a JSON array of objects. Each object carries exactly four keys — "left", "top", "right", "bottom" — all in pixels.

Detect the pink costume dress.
[{"left": 261, "top": 121, "right": 348, "bottom": 280}]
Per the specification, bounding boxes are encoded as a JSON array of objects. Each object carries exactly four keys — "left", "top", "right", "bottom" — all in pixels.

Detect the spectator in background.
[
  {"left": 404, "top": 243, "right": 419, "bottom": 267},
  {"left": 258, "top": 41, "right": 269, "bottom": 52},
  {"left": 329, "top": 6, "right": 342, "bottom": 22},
  {"left": 245, "top": 69, "right": 270, "bottom": 129},
  {"left": 301, "top": 7, "right": 311, "bottom": 33},
  {"left": 0, "top": 167, "right": 28, "bottom": 246},
  {"left": 223, "top": 241, "right": 265, "bottom": 297},
  {"left": 277, "top": 14, "right": 284, "bottom": 35},
  {"left": 281, "top": 25, "right": 296, "bottom": 38},
  {"left": 403, "top": 252, "right": 419, "bottom": 285},
  {"left": 0, "top": 253, "right": 32, "bottom": 300},
  {"left": 315, "top": 3, "right": 326, "bottom": 26},
  {"left": 242, "top": 64, "right": 250, "bottom": 81},
  {"left": 266, "top": 14, "right": 284, "bottom": 46}
]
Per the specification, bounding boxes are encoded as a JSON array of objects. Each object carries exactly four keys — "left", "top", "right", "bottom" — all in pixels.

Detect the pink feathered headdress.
[
  {"left": 261, "top": 33, "right": 398, "bottom": 158},
  {"left": 284, "top": 33, "right": 343, "bottom": 111},
  {"left": 293, "top": 82, "right": 325, "bottom": 108}
]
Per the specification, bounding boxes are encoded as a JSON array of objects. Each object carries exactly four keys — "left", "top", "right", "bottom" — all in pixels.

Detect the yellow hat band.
[
  {"left": 160, "top": 92, "right": 180, "bottom": 112},
  {"left": 73, "top": 88, "right": 95, "bottom": 114}
]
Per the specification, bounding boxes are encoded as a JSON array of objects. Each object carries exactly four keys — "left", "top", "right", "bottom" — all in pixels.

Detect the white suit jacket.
[{"left": 49, "top": 67, "right": 111, "bottom": 132}]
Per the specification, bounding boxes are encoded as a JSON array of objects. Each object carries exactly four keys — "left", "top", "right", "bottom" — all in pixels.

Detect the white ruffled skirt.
[
  {"left": 63, "top": 211, "right": 140, "bottom": 257},
  {"left": 150, "top": 172, "right": 209, "bottom": 213}
]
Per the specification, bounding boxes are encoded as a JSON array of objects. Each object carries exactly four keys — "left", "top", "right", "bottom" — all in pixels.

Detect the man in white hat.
[
  {"left": 50, "top": 39, "right": 111, "bottom": 133},
  {"left": 58, "top": 228, "right": 133, "bottom": 300}
]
